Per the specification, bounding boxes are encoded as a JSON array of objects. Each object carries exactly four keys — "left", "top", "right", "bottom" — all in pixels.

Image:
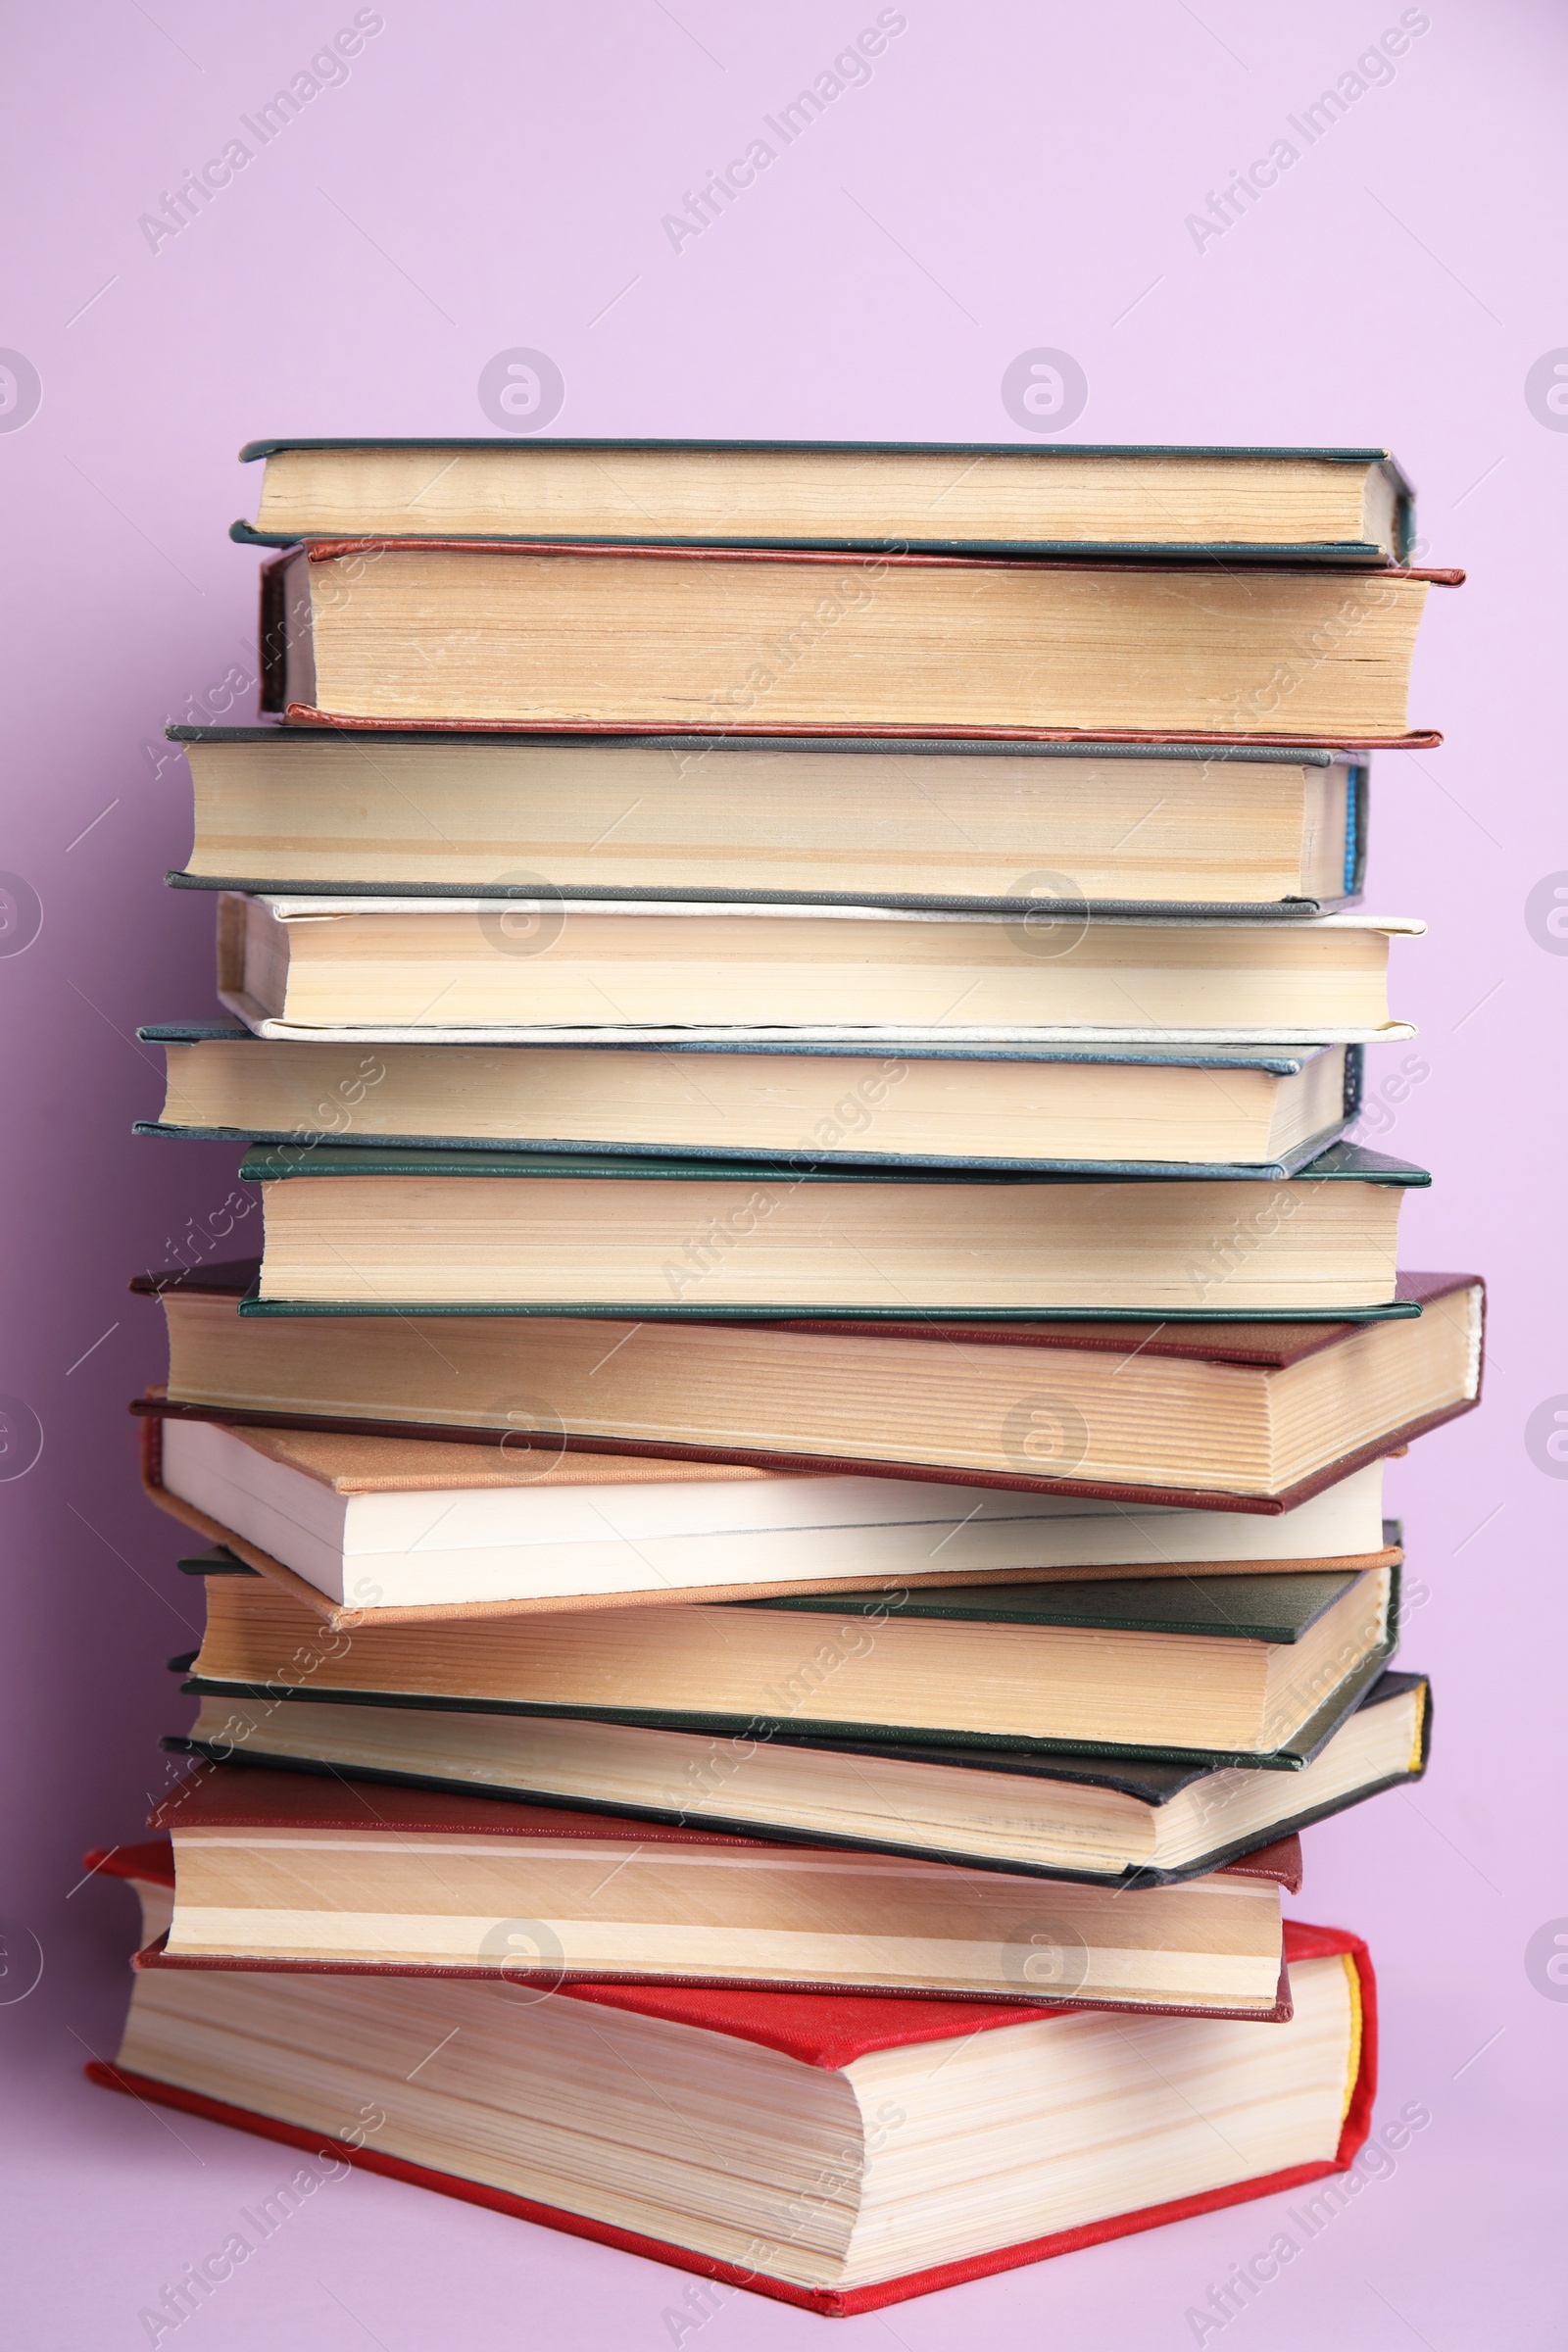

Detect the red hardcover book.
[
  {"left": 85, "top": 1840, "right": 1373, "bottom": 2316},
  {"left": 132, "top": 1766, "right": 1302, "bottom": 2019}
]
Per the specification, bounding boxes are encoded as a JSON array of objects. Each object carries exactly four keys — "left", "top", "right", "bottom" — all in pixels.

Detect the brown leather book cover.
[
  {"left": 283, "top": 706, "right": 1447, "bottom": 752},
  {"left": 127, "top": 1264, "right": 1484, "bottom": 1519},
  {"left": 262, "top": 539, "right": 1460, "bottom": 746}
]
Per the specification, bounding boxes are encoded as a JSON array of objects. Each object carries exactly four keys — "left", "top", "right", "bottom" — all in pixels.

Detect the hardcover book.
[
  {"left": 130, "top": 1265, "right": 1486, "bottom": 1505},
  {"left": 138, "top": 1026, "right": 1367, "bottom": 1180},
  {"left": 235, "top": 434, "right": 1417, "bottom": 560},
  {"left": 89, "top": 1839, "right": 1379, "bottom": 2314},
  {"left": 165, "top": 724, "right": 1369, "bottom": 913},
  {"left": 138, "top": 1763, "right": 1301, "bottom": 2012},
  {"left": 235, "top": 1139, "right": 1429, "bottom": 1317},
  {"left": 214, "top": 894, "right": 1421, "bottom": 1044},
  {"left": 141, "top": 1414, "right": 1395, "bottom": 1621},
  {"left": 75, "top": 421, "right": 1454, "bottom": 2320},
  {"left": 258, "top": 540, "right": 1460, "bottom": 743},
  {"left": 168, "top": 1657, "right": 1430, "bottom": 1886},
  {"left": 172, "top": 1554, "right": 1399, "bottom": 1765}
]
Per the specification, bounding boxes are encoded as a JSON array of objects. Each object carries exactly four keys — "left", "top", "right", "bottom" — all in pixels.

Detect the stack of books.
[{"left": 89, "top": 437, "right": 1481, "bottom": 2318}]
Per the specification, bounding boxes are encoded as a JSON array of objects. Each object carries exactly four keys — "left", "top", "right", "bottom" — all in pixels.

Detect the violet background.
[{"left": 2, "top": 1, "right": 1565, "bottom": 2343}]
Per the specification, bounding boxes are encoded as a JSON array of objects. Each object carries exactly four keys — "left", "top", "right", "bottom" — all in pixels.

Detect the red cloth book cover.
[{"left": 86, "top": 1839, "right": 1375, "bottom": 2316}]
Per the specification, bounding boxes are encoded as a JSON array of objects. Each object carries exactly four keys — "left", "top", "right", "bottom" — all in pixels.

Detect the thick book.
[
  {"left": 164, "top": 723, "right": 1369, "bottom": 913},
  {"left": 137, "top": 1026, "right": 1367, "bottom": 1180},
  {"left": 259, "top": 540, "right": 1460, "bottom": 743},
  {"left": 235, "top": 1140, "right": 1428, "bottom": 1317},
  {"left": 90, "top": 1843, "right": 1377, "bottom": 2314},
  {"left": 140, "top": 1408, "right": 1395, "bottom": 1623},
  {"left": 235, "top": 434, "right": 1416, "bottom": 560},
  {"left": 215, "top": 893, "right": 1420, "bottom": 1045},
  {"left": 137, "top": 1763, "right": 1300, "bottom": 2013},
  {"left": 168, "top": 1658, "right": 1430, "bottom": 1886},
  {"left": 129, "top": 1264, "right": 1486, "bottom": 1506},
  {"left": 172, "top": 1551, "right": 1398, "bottom": 1765}
]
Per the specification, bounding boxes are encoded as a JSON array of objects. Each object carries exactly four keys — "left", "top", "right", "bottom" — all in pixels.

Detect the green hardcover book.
[
  {"left": 137, "top": 1023, "right": 1369, "bottom": 1181},
  {"left": 234, "top": 436, "right": 1418, "bottom": 562},
  {"left": 160, "top": 725, "right": 1370, "bottom": 914},
  {"left": 166, "top": 1655, "right": 1431, "bottom": 1889},
  {"left": 177, "top": 1552, "right": 1399, "bottom": 1769},
  {"left": 233, "top": 1139, "right": 1429, "bottom": 1319}
]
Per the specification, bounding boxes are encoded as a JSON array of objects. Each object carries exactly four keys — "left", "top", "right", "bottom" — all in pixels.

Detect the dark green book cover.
[
  {"left": 231, "top": 436, "right": 1414, "bottom": 561},
  {"left": 737, "top": 1565, "right": 1364, "bottom": 1636},
  {"left": 237, "top": 1138, "right": 1427, "bottom": 1189},
  {"left": 172, "top": 1562, "right": 1398, "bottom": 1772},
  {"left": 164, "top": 1654, "right": 1426, "bottom": 1887},
  {"left": 136, "top": 1025, "right": 1365, "bottom": 1183},
  {"left": 232, "top": 1141, "right": 1430, "bottom": 1324}
]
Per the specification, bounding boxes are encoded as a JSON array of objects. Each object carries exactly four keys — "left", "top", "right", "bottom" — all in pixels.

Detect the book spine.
[
  {"left": 257, "top": 555, "right": 291, "bottom": 714},
  {"left": 1347, "top": 762, "right": 1370, "bottom": 898}
]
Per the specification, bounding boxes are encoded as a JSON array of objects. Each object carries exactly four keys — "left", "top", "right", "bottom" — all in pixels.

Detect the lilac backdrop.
[{"left": 3, "top": 2, "right": 1565, "bottom": 2343}]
